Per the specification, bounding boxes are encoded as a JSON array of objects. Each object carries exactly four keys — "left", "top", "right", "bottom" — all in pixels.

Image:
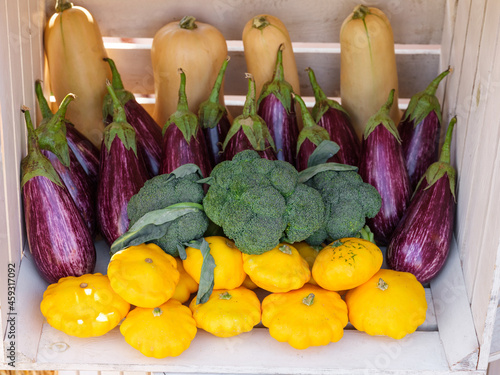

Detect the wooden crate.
[{"left": 1, "top": 0, "right": 499, "bottom": 373}]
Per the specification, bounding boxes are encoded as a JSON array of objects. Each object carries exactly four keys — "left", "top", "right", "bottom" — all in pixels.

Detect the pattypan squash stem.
[
  {"left": 439, "top": 116, "right": 456, "bottom": 164},
  {"left": 153, "top": 307, "right": 163, "bottom": 317},
  {"left": 279, "top": 245, "right": 293, "bottom": 254},
  {"left": 219, "top": 292, "right": 232, "bottom": 300},
  {"left": 302, "top": 293, "right": 315, "bottom": 306},
  {"left": 104, "top": 58, "right": 125, "bottom": 91},
  {"left": 106, "top": 80, "right": 127, "bottom": 124},
  {"left": 377, "top": 278, "right": 389, "bottom": 291},
  {"left": 80, "top": 283, "right": 88, "bottom": 288},
  {"left": 145, "top": 258, "right": 153, "bottom": 263},
  {"left": 179, "top": 16, "right": 197, "bottom": 30},
  {"left": 34, "top": 80, "right": 53, "bottom": 120}
]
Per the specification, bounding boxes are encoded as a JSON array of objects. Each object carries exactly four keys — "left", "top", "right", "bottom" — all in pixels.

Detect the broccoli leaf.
[
  {"left": 185, "top": 238, "right": 215, "bottom": 305},
  {"left": 110, "top": 202, "right": 204, "bottom": 254},
  {"left": 307, "top": 140, "right": 340, "bottom": 168},
  {"left": 169, "top": 163, "right": 204, "bottom": 179},
  {"left": 298, "top": 162, "right": 358, "bottom": 184}
]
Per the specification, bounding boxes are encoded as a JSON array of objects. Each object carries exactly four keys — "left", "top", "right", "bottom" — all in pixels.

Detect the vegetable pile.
[{"left": 25, "top": 0, "right": 458, "bottom": 360}]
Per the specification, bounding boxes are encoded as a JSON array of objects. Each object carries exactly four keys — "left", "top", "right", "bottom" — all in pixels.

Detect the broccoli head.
[
  {"left": 125, "top": 164, "right": 208, "bottom": 256},
  {"left": 304, "top": 169, "right": 381, "bottom": 246},
  {"left": 203, "top": 150, "right": 325, "bottom": 254}
]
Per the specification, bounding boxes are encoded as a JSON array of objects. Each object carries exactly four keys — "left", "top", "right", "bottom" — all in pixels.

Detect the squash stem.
[
  {"left": 242, "top": 73, "right": 257, "bottom": 117},
  {"left": 153, "top": 307, "right": 163, "bottom": 317},
  {"left": 208, "top": 57, "right": 230, "bottom": 104},
  {"left": 302, "top": 293, "right": 315, "bottom": 306},
  {"left": 424, "top": 67, "right": 452, "bottom": 97},
  {"left": 106, "top": 80, "right": 127, "bottom": 123},
  {"left": 439, "top": 116, "right": 456, "bottom": 164},
  {"left": 252, "top": 15, "right": 270, "bottom": 30},
  {"left": 377, "top": 278, "right": 388, "bottom": 291},
  {"left": 219, "top": 291, "right": 232, "bottom": 300},
  {"left": 34, "top": 80, "right": 53, "bottom": 120},
  {"left": 104, "top": 58, "right": 125, "bottom": 91},
  {"left": 179, "top": 16, "right": 197, "bottom": 30},
  {"left": 352, "top": 5, "right": 370, "bottom": 20},
  {"left": 55, "top": 0, "right": 73, "bottom": 12}
]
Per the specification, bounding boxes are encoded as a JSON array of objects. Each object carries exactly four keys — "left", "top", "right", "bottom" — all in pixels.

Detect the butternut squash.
[
  {"left": 44, "top": 0, "right": 111, "bottom": 147},
  {"left": 151, "top": 16, "right": 228, "bottom": 128},
  {"left": 340, "top": 5, "right": 400, "bottom": 140},
  {"left": 242, "top": 15, "right": 300, "bottom": 99}
]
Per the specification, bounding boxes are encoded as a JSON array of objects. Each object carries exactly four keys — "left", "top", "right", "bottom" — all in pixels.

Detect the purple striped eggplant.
[
  {"left": 97, "top": 81, "right": 149, "bottom": 246},
  {"left": 307, "top": 67, "right": 360, "bottom": 167},
  {"left": 21, "top": 108, "right": 95, "bottom": 284},
  {"left": 161, "top": 69, "right": 212, "bottom": 178},
  {"left": 35, "top": 80, "right": 100, "bottom": 185},
  {"left": 399, "top": 67, "right": 451, "bottom": 190},
  {"left": 358, "top": 89, "right": 412, "bottom": 246},
  {"left": 294, "top": 94, "right": 332, "bottom": 171},
  {"left": 199, "top": 56, "right": 231, "bottom": 167},
  {"left": 103, "top": 58, "right": 162, "bottom": 177},
  {"left": 34, "top": 85, "right": 97, "bottom": 235},
  {"left": 223, "top": 73, "right": 277, "bottom": 161},
  {"left": 257, "top": 44, "right": 299, "bottom": 164},
  {"left": 387, "top": 117, "right": 457, "bottom": 283}
]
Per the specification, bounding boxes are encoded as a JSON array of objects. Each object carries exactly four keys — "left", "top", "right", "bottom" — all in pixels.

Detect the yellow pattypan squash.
[
  {"left": 243, "top": 243, "right": 310, "bottom": 293},
  {"left": 345, "top": 269, "right": 427, "bottom": 339},
  {"left": 184, "top": 236, "right": 246, "bottom": 289},
  {"left": 294, "top": 241, "right": 321, "bottom": 285},
  {"left": 171, "top": 258, "right": 199, "bottom": 303},
  {"left": 120, "top": 299, "right": 197, "bottom": 358},
  {"left": 262, "top": 284, "right": 348, "bottom": 349},
  {"left": 189, "top": 286, "right": 261, "bottom": 337},
  {"left": 40, "top": 273, "right": 130, "bottom": 338},
  {"left": 312, "top": 237, "right": 383, "bottom": 291},
  {"left": 107, "top": 243, "right": 180, "bottom": 308},
  {"left": 242, "top": 275, "right": 258, "bottom": 290}
]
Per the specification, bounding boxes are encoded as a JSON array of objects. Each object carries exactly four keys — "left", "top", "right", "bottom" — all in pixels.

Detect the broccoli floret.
[
  {"left": 304, "top": 169, "right": 381, "bottom": 246},
  {"left": 203, "top": 150, "right": 324, "bottom": 254},
  {"left": 126, "top": 165, "right": 208, "bottom": 256}
]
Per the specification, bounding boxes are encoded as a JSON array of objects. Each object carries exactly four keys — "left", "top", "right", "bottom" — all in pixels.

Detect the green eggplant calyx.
[
  {"left": 105, "top": 81, "right": 137, "bottom": 157},
  {"left": 295, "top": 93, "right": 330, "bottom": 155},
  {"left": 252, "top": 15, "right": 270, "bottom": 30},
  {"left": 403, "top": 67, "right": 451, "bottom": 126},
  {"left": 20, "top": 107, "right": 63, "bottom": 188},
  {"left": 35, "top": 93, "right": 75, "bottom": 168},
  {"left": 352, "top": 5, "right": 371, "bottom": 20},
  {"left": 163, "top": 69, "right": 200, "bottom": 143},
  {"left": 257, "top": 44, "right": 293, "bottom": 113},
  {"left": 363, "top": 89, "right": 401, "bottom": 142},
  {"left": 415, "top": 117, "right": 457, "bottom": 200},
  {"left": 55, "top": 0, "right": 73, "bottom": 13},
  {"left": 179, "top": 16, "right": 197, "bottom": 30},
  {"left": 307, "top": 67, "right": 349, "bottom": 121},
  {"left": 34, "top": 80, "right": 53, "bottom": 120},
  {"left": 199, "top": 57, "right": 230, "bottom": 129}
]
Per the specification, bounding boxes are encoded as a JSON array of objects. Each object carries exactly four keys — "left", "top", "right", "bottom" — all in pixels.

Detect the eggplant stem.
[
  {"left": 106, "top": 80, "right": 128, "bottom": 123},
  {"left": 307, "top": 67, "right": 327, "bottom": 103},
  {"left": 22, "top": 107, "right": 38, "bottom": 155},
  {"left": 272, "top": 44, "right": 285, "bottom": 82},
  {"left": 176, "top": 69, "right": 190, "bottom": 112},
  {"left": 34, "top": 80, "right": 53, "bottom": 119},
  {"left": 52, "top": 93, "right": 75, "bottom": 124},
  {"left": 439, "top": 116, "right": 457, "bottom": 164},
  {"left": 294, "top": 94, "right": 315, "bottom": 128},
  {"left": 424, "top": 67, "right": 452, "bottom": 97},
  {"left": 208, "top": 57, "right": 230, "bottom": 103},
  {"left": 104, "top": 58, "right": 125, "bottom": 91},
  {"left": 242, "top": 73, "right": 257, "bottom": 117},
  {"left": 382, "top": 89, "right": 395, "bottom": 112}
]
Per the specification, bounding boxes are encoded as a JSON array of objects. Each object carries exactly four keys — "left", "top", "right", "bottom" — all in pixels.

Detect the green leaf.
[
  {"left": 298, "top": 162, "right": 358, "bottom": 184},
  {"left": 185, "top": 238, "right": 215, "bottom": 305},
  {"left": 110, "top": 202, "right": 204, "bottom": 254},
  {"left": 307, "top": 140, "right": 340, "bottom": 168}
]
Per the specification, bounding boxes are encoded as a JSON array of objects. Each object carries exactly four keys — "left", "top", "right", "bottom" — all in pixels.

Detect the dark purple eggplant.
[
  {"left": 199, "top": 56, "right": 232, "bottom": 167},
  {"left": 103, "top": 58, "right": 162, "bottom": 177},
  {"left": 223, "top": 73, "right": 277, "bottom": 161},
  {"left": 294, "top": 94, "right": 332, "bottom": 171},
  {"left": 161, "top": 68, "right": 212, "bottom": 178},
  {"left": 97, "top": 81, "right": 149, "bottom": 246},
  {"left": 387, "top": 117, "right": 457, "bottom": 283},
  {"left": 21, "top": 107, "right": 96, "bottom": 284},
  {"left": 307, "top": 67, "right": 360, "bottom": 167},
  {"left": 34, "top": 86, "right": 97, "bottom": 236},
  {"left": 358, "top": 89, "right": 412, "bottom": 245},
  {"left": 399, "top": 67, "right": 451, "bottom": 190},
  {"left": 35, "top": 80, "right": 100, "bottom": 185},
  {"left": 257, "top": 44, "right": 299, "bottom": 164}
]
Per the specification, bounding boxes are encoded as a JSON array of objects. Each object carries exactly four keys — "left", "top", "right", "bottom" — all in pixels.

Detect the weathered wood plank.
[{"left": 44, "top": 0, "right": 446, "bottom": 44}]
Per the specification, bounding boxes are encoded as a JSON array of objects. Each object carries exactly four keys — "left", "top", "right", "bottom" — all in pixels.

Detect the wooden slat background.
[{"left": 440, "top": 0, "right": 500, "bottom": 370}]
